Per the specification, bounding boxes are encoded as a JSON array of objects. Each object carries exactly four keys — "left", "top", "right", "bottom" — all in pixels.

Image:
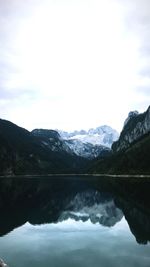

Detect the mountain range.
[
  {"left": 32, "top": 125, "right": 118, "bottom": 159},
  {"left": 59, "top": 125, "right": 119, "bottom": 147},
  {"left": 0, "top": 120, "right": 117, "bottom": 175},
  {"left": 0, "top": 105, "right": 149, "bottom": 175},
  {"left": 58, "top": 126, "right": 118, "bottom": 159}
]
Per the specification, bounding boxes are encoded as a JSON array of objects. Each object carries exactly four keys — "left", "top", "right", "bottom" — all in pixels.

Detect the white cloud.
[{"left": 0, "top": 0, "right": 150, "bottom": 132}]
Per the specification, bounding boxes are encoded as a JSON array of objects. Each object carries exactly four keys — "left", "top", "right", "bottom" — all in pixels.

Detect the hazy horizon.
[{"left": 0, "top": 0, "right": 150, "bottom": 132}]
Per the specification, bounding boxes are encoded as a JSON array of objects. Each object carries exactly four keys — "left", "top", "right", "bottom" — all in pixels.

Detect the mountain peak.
[
  {"left": 113, "top": 106, "right": 150, "bottom": 152},
  {"left": 59, "top": 125, "right": 119, "bottom": 148},
  {"left": 123, "top": 110, "right": 139, "bottom": 127}
]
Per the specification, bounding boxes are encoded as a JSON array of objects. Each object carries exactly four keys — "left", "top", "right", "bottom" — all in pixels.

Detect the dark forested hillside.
[
  {"left": 90, "top": 131, "right": 150, "bottom": 174},
  {"left": 0, "top": 119, "right": 88, "bottom": 175}
]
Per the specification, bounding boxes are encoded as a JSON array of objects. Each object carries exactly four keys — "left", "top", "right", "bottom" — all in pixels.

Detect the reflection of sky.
[{"left": 0, "top": 217, "right": 150, "bottom": 267}]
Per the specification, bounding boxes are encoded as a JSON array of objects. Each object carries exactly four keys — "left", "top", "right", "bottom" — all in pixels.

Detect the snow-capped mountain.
[
  {"left": 58, "top": 125, "right": 119, "bottom": 159},
  {"left": 59, "top": 125, "right": 119, "bottom": 148},
  {"left": 65, "top": 139, "right": 111, "bottom": 159},
  {"left": 31, "top": 126, "right": 119, "bottom": 160},
  {"left": 31, "top": 128, "right": 111, "bottom": 159}
]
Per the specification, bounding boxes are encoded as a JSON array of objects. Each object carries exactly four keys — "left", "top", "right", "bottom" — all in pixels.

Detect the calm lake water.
[{"left": 0, "top": 175, "right": 150, "bottom": 267}]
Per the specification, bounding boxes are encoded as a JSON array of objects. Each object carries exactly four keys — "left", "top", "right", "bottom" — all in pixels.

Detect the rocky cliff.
[
  {"left": 90, "top": 105, "right": 150, "bottom": 174},
  {"left": 112, "top": 106, "right": 150, "bottom": 152}
]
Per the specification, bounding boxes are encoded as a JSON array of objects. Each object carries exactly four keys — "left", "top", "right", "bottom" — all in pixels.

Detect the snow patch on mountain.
[
  {"left": 64, "top": 139, "right": 110, "bottom": 159},
  {"left": 58, "top": 125, "right": 119, "bottom": 159},
  {"left": 32, "top": 126, "right": 119, "bottom": 159},
  {"left": 59, "top": 125, "right": 119, "bottom": 148}
]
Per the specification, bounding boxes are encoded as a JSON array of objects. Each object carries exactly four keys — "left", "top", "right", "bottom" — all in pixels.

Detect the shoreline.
[{"left": 0, "top": 173, "right": 150, "bottom": 178}]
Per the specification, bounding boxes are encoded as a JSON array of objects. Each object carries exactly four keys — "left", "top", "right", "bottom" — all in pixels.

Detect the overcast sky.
[{"left": 0, "top": 0, "right": 150, "bottom": 132}]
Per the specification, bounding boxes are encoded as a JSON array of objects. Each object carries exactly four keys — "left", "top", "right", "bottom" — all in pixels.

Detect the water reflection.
[
  {"left": 0, "top": 176, "right": 150, "bottom": 245},
  {"left": 0, "top": 176, "right": 150, "bottom": 267},
  {"left": 1, "top": 217, "right": 148, "bottom": 267},
  {"left": 59, "top": 190, "right": 123, "bottom": 226}
]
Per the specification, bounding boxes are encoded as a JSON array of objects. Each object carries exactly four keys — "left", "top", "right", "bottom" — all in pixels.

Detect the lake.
[{"left": 0, "top": 175, "right": 150, "bottom": 267}]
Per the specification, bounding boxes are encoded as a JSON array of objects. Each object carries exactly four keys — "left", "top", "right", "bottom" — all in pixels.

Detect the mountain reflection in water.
[{"left": 0, "top": 176, "right": 150, "bottom": 246}]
